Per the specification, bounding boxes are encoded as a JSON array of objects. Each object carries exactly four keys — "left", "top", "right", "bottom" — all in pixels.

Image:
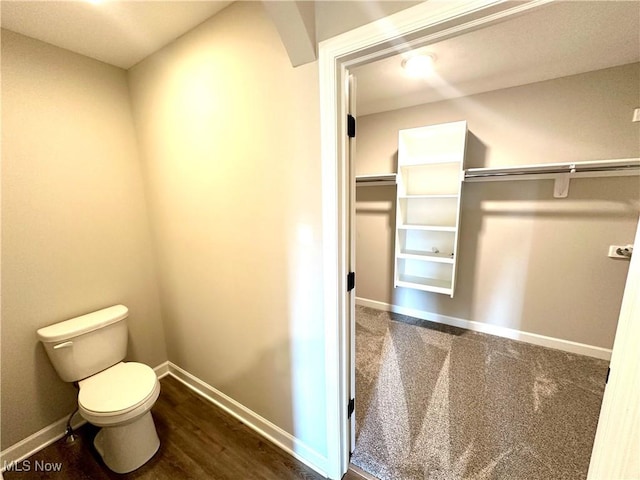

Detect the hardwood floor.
[{"left": 4, "top": 376, "right": 328, "bottom": 479}]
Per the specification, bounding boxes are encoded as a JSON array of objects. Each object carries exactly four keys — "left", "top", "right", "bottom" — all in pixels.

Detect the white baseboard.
[
  {"left": 166, "top": 362, "right": 329, "bottom": 478},
  {"left": 1, "top": 361, "right": 329, "bottom": 477},
  {"left": 356, "top": 297, "right": 612, "bottom": 361},
  {"left": 0, "top": 407, "right": 87, "bottom": 472},
  {"left": 154, "top": 360, "right": 170, "bottom": 379},
  {"left": 1, "top": 360, "right": 171, "bottom": 472}
]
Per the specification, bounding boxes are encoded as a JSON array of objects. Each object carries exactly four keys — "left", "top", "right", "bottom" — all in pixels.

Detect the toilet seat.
[{"left": 78, "top": 362, "right": 160, "bottom": 427}]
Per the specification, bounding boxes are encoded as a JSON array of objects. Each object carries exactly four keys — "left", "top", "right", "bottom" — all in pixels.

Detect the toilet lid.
[{"left": 78, "top": 362, "right": 157, "bottom": 414}]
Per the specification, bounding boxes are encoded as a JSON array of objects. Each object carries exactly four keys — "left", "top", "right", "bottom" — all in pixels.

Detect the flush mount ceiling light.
[{"left": 402, "top": 53, "right": 436, "bottom": 78}]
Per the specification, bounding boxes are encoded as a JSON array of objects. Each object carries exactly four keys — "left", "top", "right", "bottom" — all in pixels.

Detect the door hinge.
[
  {"left": 606, "top": 367, "right": 610, "bottom": 384},
  {"left": 348, "top": 398, "right": 355, "bottom": 419},
  {"left": 347, "top": 114, "right": 356, "bottom": 138},
  {"left": 347, "top": 271, "right": 355, "bottom": 292}
]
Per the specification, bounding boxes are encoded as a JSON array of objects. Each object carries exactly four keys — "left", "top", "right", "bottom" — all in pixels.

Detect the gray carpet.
[{"left": 351, "top": 306, "right": 609, "bottom": 480}]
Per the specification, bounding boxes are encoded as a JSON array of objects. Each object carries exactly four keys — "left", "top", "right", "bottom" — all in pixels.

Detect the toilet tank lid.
[{"left": 37, "top": 305, "right": 128, "bottom": 343}]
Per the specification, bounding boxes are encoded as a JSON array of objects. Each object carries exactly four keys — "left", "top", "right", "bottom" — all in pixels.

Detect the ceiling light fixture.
[{"left": 402, "top": 53, "right": 436, "bottom": 78}]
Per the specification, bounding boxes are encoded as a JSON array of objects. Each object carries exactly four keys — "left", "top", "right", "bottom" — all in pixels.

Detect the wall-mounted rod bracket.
[{"left": 553, "top": 172, "right": 571, "bottom": 198}]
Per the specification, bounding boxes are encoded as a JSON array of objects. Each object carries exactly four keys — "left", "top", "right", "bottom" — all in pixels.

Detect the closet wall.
[{"left": 355, "top": 62, "right": 640, "bottom": 350}]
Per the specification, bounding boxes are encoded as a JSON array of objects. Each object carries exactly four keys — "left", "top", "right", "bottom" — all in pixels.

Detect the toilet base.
[{"left": 93, "top": 411, "right": 160, "bottom": 474}]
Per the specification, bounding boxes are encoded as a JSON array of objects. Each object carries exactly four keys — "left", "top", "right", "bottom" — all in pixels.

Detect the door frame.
[{"left": 318, "top": 1, "right": 639, "bottom": 478}]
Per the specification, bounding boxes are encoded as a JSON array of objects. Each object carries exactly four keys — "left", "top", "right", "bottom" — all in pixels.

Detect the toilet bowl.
[
  {"left": 36, "top": 305, "right": 161, "bottom": 474},
  {"left": 78, "top": 362, "right": 160, "bottom": 426},
  {"left": 78, "top": 362, "right": 161, "bottom": 473}
]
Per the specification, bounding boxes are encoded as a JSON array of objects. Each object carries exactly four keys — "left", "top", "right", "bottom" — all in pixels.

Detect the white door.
[{"left": 587, "top": 215, "right": 640, "bottom": 478}]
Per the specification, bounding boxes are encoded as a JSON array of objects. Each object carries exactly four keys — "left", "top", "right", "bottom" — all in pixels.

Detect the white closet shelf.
[
  {"left": 464, "top": 158, "right": 640, "bottom": 198},
  {"left": 399, "top": 157, "right": 464, "bottom": 166},
  {"left": 398, "top": 194, "right": 458, "bottom": 199},
  {"left": 356, "top": 173, "right": 397, "bottom": 187},
  {"left": 398, "top": 224, "right": 456, "bottom": 232},
  {"left": 398, "top": 250, "right": 455, "bottom": 263},
  {"left": 396, "top": 274, "right": 453, "bottom": 294}
]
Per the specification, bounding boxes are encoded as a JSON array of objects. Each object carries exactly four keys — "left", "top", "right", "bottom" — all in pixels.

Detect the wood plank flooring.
[{"left": 4, "top": 375, "right": 359, "bottom": 479}]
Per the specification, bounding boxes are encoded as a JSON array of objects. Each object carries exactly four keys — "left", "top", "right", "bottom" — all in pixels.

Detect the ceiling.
[
  {"left": 352, "top": 1, "right": 640, "bottom": 115},
  {"left": 0, "top": 1, "right": 233, "bottom": 69},
  {"left": 1, "top": 1, "right": 638, "bottom": 112}
]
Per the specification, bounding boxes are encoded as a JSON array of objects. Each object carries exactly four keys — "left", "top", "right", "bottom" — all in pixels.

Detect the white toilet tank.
[{"left": 37, "top": 305, "right": 129, "bottom": 382}]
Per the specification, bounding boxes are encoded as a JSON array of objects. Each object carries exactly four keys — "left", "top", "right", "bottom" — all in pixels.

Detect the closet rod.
[
  {"left": 356, "top": 173, "right": 397, "bottom": 187},
  {"left": 464, "top": 158, "right": 640, "bottom": 179},
  {"left": 464, "top": 158, "right": 639, "bottom": 198}
]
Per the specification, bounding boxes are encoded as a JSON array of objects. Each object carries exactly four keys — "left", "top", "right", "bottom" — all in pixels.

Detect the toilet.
[{"left": 36, "top": 305, "right": 160, "bottom": 474}]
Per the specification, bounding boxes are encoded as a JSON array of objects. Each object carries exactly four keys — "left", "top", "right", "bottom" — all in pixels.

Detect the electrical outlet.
[{"left": 608, "top": 245, "right": 633, "bottom": 259}]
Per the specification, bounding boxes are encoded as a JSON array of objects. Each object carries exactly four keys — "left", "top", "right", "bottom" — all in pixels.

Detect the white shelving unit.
[{"left": 394, "top": 121, "right": 467, "bottom": 297}]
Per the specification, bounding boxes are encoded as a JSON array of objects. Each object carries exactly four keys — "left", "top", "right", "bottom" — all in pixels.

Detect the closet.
[{"left": 350, "top": 3, "right": 639, "bottom": 479}]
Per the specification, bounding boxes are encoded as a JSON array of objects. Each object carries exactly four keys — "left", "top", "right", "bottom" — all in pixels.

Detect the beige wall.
[
  {"left": 127, "top": 2, "right": 326, "bottom": 456},
  {"left": 356, "top": 63, "right": 640, "bottom": 349},
  {"left": 315, "top": 1, "right": 422, "bottom": 42},
  {"left": 1, "top": 30, "right": 167, "bottom": 449}
]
